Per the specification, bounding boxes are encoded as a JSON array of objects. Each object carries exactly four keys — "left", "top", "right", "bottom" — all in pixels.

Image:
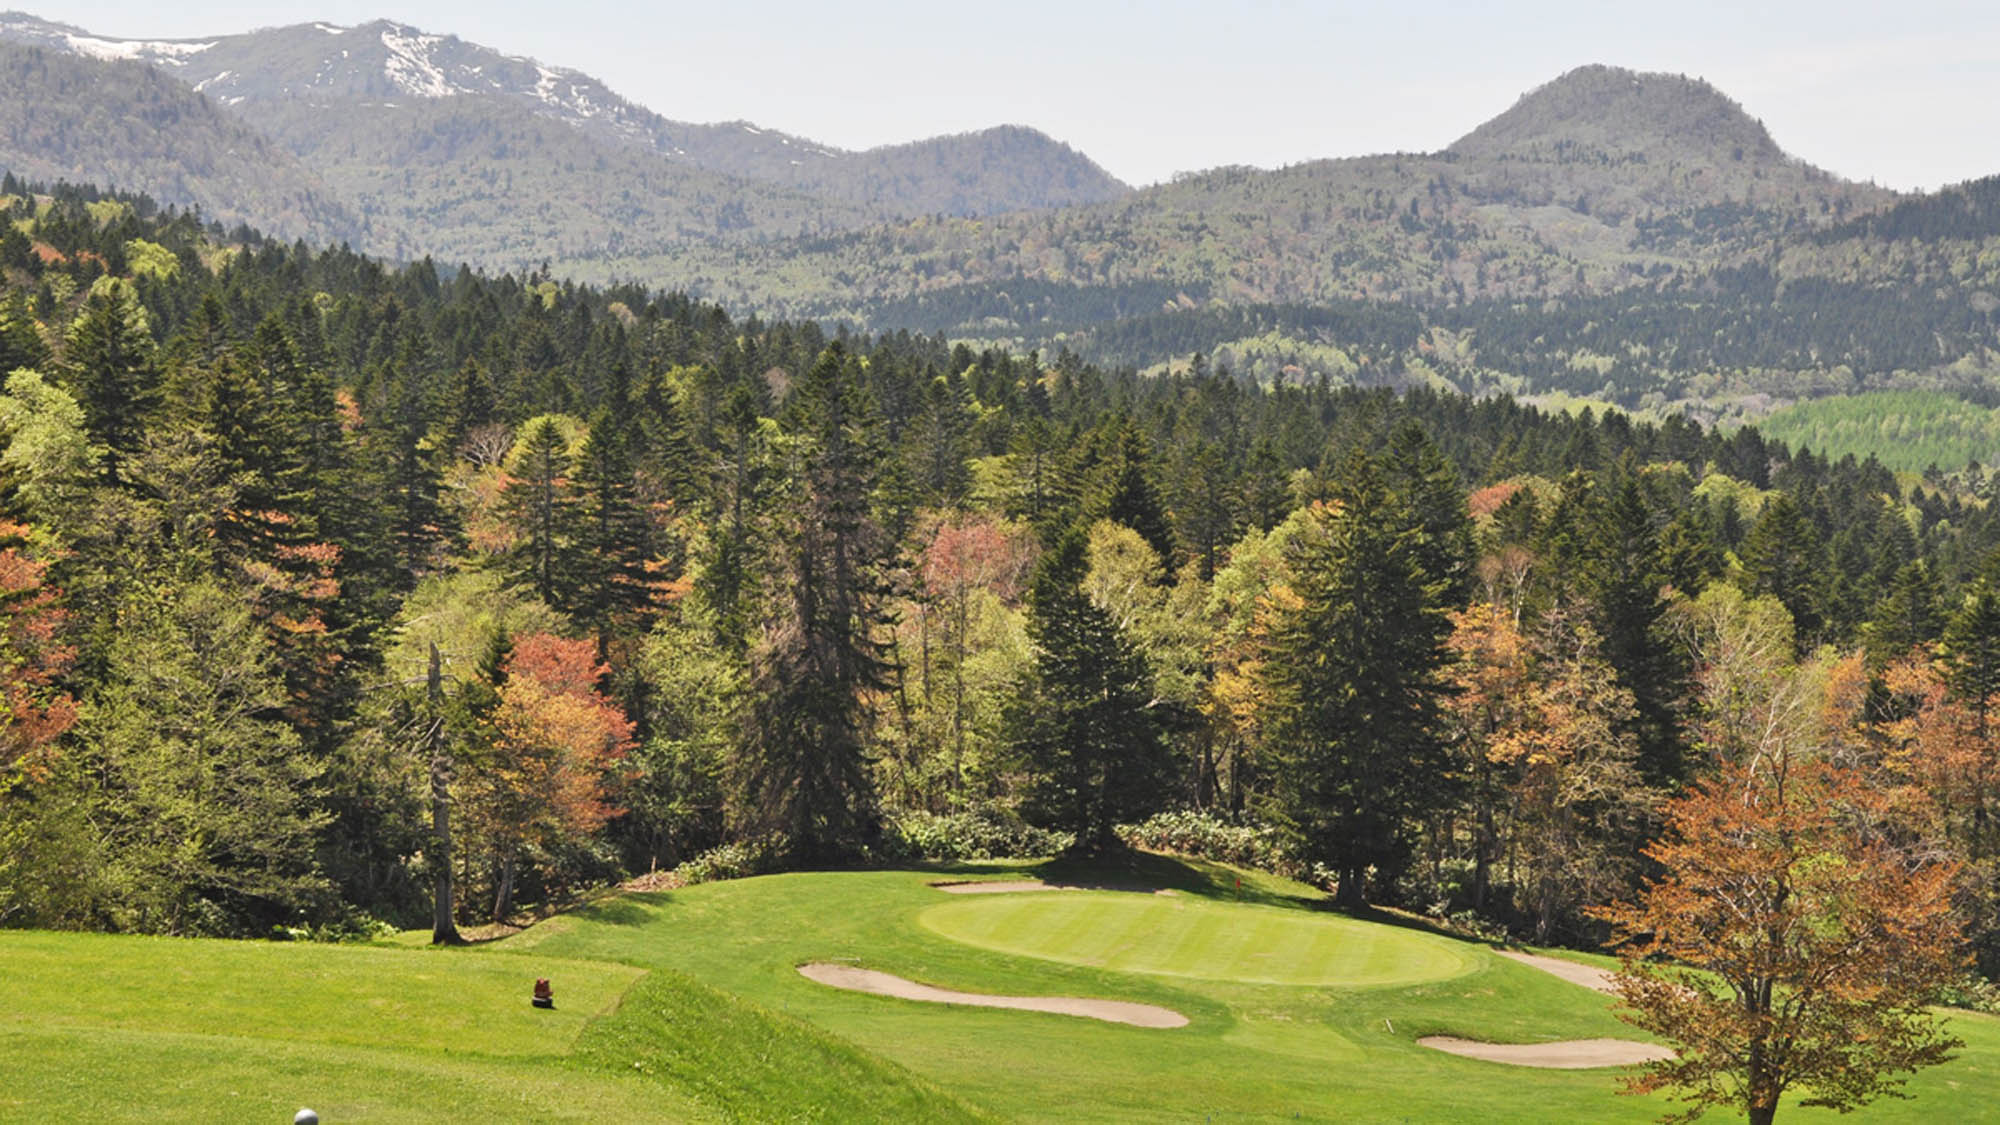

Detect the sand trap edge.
[
  {"left": 1492, "top": 949, "right": 1618, "bottom": 994},
  {"left": 1418, "top": 1035, "right": 1673, "bottom": 1069},
  {"left": 798, "top": 962, "right": 1188, "bottom": 1028}
]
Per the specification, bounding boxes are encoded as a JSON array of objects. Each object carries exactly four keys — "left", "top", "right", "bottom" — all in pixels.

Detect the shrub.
[
  {"left": 673, "top": 835, "right": 788, "bottom": 886},
  {"left": 877, "top": 806, "right": 1072, "bottom": 863},
  {"left": 1116, "top": 810, "right": 1301, "bottom": 877}
]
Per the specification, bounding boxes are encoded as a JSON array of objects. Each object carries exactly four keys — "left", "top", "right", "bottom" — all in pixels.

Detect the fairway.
[{"left": 919, "top": 890, "right": 1476, "bottom": 986}]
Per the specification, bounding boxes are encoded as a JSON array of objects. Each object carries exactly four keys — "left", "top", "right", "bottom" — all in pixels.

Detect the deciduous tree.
[{"left": 1596, "top": 757, "right": 1963, "bottom": 1125}]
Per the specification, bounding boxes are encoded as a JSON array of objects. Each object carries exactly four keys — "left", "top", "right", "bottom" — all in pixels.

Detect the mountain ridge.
[{"left": 0, "top": 11, "right": 1130, "bottom": 220}]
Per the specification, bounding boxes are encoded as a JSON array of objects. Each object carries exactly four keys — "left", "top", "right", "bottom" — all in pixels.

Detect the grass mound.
[{"left": 919, "top": 891, "right": 1475, "bottom": 986}]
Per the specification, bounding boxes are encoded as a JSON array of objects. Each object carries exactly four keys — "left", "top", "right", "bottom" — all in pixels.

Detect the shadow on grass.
[
  {"left": 1031, "top": 848, "right": 1325, "bottom": 910},
  {"left": 1009, "top": 848, "right": 1506, "bottom": 949},
  {"left": 574, "top": 893, "right": 672, "bottom": 927}
]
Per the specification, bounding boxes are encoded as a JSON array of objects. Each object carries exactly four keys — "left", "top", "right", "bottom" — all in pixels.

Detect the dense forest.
[{"left": 7, "top": 181, "right": 2000, "bottom": 981}]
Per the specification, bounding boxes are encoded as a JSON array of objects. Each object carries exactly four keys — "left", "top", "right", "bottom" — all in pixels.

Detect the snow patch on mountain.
[
  {"left": 380, "top": 26, "right": 457, "bottom": 98},
  {"left": 63, "top": 34, "right": 211, "bottom": 63}
]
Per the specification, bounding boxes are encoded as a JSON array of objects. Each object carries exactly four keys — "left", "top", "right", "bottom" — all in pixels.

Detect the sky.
[{"left": 28, "top": 0, "right": 2000, "bottom": 190}]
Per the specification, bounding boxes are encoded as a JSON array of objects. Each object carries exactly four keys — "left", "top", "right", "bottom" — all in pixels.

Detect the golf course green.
[
  {"left": 919, "top": 891, "right": 1476, "bottom": 986},
  {"left": 8, "top": 852, "right": 2000, "bottom": 1121}
]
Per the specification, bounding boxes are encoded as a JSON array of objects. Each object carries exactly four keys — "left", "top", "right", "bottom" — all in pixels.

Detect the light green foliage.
[
  {"left": 1755, "top": 391, "right": 2000, "bottom": 474},
  {"left": 82, "top": 200, "right": 128, "bottom": 227},
  {"left": 77, "top": 580, "right": 329, "bottom": 935},
  {"left": 0, "top": 368, "right": 97, "bottom": 531},
  {"left": 1691, "top": 469, "right": 1772, "bottom": 520},
  {"left": 1083, "top": 519, "right": 1209, "bottom": 706},
  {"left": 122, "top": 238, "right": 178, "bottom": 281},
  {"left": 384, "top": 569, "right": 565, "bottom": 682},
  {"left": 625, "top": 602, "right": 743, "bottom": 864},
  {"left": 502, "top": 411, "right": 587, "bottom": 472}
]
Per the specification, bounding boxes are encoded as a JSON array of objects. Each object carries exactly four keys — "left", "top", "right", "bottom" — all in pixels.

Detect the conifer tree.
[
  {"left": 1743, "top": 494, "right": 1827, "bottom": 645},
  {"left": 62, "top": 281, "right": 155, "bottom": 484},
  {"left": 1007, "top": 525, "right": 1168, "bottom": 851},
  {"left": 734, "top": 344, "right": 890, "bottom": 860},
  {"left": 1262, "top": 450, "right": 1454, "bottom": 908},
  {"left": 501, "top": 416, "right": 578, "bottom": 608},
  {"left": 570, "top": 410, "right": 661, "bottom": 650}
]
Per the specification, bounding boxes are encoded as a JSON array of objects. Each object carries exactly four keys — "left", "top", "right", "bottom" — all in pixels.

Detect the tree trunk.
[
  {"left": 492, "top": 852, "right": 517, "bottom": 925},
  {"left": 1747, "top": 1103, "right": 1777, "bottom": 1125},
  {"left": 427, "top": 643, "right": 462, "bottom": 945},
  {"left": 1335, "top": 866, "right": 1367, "bottom": 909}
]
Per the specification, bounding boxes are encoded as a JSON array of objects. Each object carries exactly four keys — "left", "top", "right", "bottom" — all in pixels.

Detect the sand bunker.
[
  {"left": 930, "top": 880, "right": 1178, "bottom": 896},
  {"left": 797, "top": 962, "right": 1189, "bottom": 1028},
  {"left": 1494, "top": 949, "right": 1618, "bottom": 994},
  {"left": 1418, "top": 1035, "right": 1672, "bottom": 1069}
]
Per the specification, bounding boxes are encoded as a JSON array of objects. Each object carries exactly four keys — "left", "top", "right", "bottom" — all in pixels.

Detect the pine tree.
[
  {"left": 1863, "top": 559, "right": 1944, "bottom": 667},
  {"left": 1944, "top": 581, "right": 2000, "bottom": 733},
  {"left": 1262, "top": 450, "right": 1454, "bottom": 908},
  {"left": 570, "top": 410, "right": 660, "bottom": 650},
  {"left": 500, "top": 416, "right": 578, "bottom": 608},
  {"left": 1007, "top": 525, "right": 1168, "bottom": 851},
  {"left": 734, "top": 344, "right": 890, "bottom": 861},
  {"left": 62, "top": 281, "right": 156, "bottom": 484},
  {"left": 1743, "top": 494, "right": 1827, "bottom": 645}
]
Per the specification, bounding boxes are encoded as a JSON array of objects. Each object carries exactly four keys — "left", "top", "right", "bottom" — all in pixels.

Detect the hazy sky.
[{"left": 31, "top": 0, "right": 2000, "bottom": 190}]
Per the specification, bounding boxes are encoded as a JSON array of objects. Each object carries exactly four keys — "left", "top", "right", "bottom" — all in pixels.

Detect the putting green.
[{"left": 919, "top": 892, "right": 1477, "bottom": 987}]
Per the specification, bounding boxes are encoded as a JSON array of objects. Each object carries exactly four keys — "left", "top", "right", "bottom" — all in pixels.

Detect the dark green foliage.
[
  {"left": 500, "top": 417, "right": 577, "bottom": 608},
  {"left": 61, "top": 283, "right": 154, "bottom": 482},
  {"left": 1006, "top": 526, "right": 1169, "bottom": 852},
  {"left": 734, "top": 345, "right": 892, "bottom": 862},
  {"left": 1261, "top": 451, "right": 1455, "bottom": 908},
  {"left": 1742, "top": 493, "right": 1828, "bottom": 645},
  {"left": 13, "top": 177, "right": 2000, "bottom": 948},
  {"left": 570, "top": 410, "right": 663, "bottom": 647}
]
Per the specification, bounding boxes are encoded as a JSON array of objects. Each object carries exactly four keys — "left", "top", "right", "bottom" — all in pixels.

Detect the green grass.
[
  {"left": 512, "top": 862, "right": 1669, "bottom": 1122},
  {"left": 0, "top": 925, "right": 974, "bottom": 1121},
  {"left": 919, "top": 892, "right": 1476, "bottom": 986},
  {"left": 10, "top": 853, "right": 2000, "bottom": 1122}
]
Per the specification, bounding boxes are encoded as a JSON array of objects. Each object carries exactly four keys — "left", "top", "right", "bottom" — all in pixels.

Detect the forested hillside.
[
  {"left": 6, "top": 184, "right": 2000, "bottom": 984},
  {"left": 0, "top": 42, "right": 351, "bottom": 243},
  {"left": 631, "top": 66, "right": 1888, "bottom": 315}
]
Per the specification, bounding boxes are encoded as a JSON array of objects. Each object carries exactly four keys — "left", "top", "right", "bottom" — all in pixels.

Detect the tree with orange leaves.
[
  {"left": 1595, "top": 754, "right": 1964, "bottom": 1125},
  {"left": 466, "top": 633, "right": 634, "bottom": 921}
]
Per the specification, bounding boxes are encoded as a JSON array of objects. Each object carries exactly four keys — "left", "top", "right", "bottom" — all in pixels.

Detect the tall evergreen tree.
[
  {"left": 500, "top": 416, "right": 578, "bottom": 608},
  {"left": 62, "top": 282, "right": 156, "bottom": 484},
  {"left": 734, "top": 344, "right": 890, "bottom": 860},
  {"left": 1006, "top": 525, "right": 1169, "bottom": 851},
  {"left": 1262, "top": 450, "right": 1454, "bottom": 908},
  {"left": 570, "top": 409, "right": 661, "bottom": 651}
]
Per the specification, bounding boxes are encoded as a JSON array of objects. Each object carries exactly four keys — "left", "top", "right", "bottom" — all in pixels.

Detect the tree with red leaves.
[
  {"left": 466, "top": 633, "right": 634, "bottom": 921},
  {"left": 0, "top": 519, "right": 75, "bottom": 782}
]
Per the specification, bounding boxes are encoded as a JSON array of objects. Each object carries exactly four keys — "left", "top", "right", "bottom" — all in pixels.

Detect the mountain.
[
  {"left": 611, "top": 65, "right": 1892, "bottom": 325},
  {"left": 0, "top": 41, "right": 350, "bottom": 241},
  {"left": 0, "top": 12, "right": 1127, "bottom": 231},
  {"left": 1449, "top": 65, "right": 1783, "bottom": 165}
]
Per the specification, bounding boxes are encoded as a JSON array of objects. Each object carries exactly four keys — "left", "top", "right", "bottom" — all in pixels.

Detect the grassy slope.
[
  {"left": 511, "top": 853, "right": 2000, "bottom": 1123},
  {"left": 0, "top": 927, "right": 977, "bottom": 1122}
]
